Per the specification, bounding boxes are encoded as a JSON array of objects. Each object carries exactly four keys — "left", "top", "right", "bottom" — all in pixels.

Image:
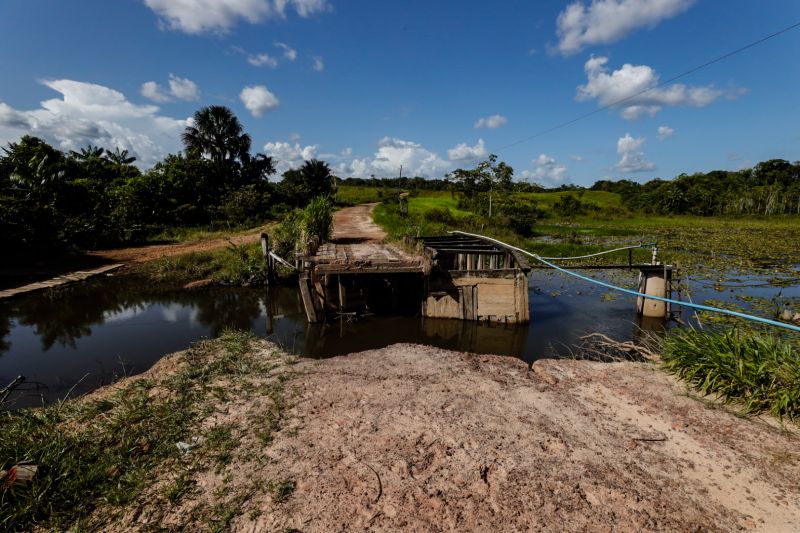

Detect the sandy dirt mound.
[{"left": 236, "top": 344, "right": 800, "bottom": 532}]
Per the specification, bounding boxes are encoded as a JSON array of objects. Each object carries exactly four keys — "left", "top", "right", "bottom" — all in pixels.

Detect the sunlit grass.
[{"left": 661, "top": 328, "right": 800, "bottom": 421}]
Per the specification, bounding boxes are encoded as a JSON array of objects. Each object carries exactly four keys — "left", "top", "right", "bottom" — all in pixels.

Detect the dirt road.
[
  {"left": 88, "top": 228, "right": 266, "bottom": 264},
  {"left": 92, "top": 342, "right": 800, "bottom": 532},
  {"left": 331, "top": 203, "right": 386, "bottom": 242}
]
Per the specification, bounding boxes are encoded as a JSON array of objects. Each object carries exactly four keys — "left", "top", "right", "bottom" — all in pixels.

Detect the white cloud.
[
  {"left": 615, "top": 133, "right": 654, "bottom": 172},
  {"left": 167, "top": 74, "right": 200, "bottom": 101},
  {"left": 577, "top": 56, "right": 726, "bottom": 120},
  {"left": 275, "top": 42, "right": 297, "bottom": 61},
  {"left": 447, "top": 138, "right": 487, "bottom": 162},
  {"left": 247, "top": 53, "right": 278, "bottom": 67},
  {"left": 140, "top": 81, "right": 171, "bottom": 103},
  {"left": 0, "top": 79, "right": 189, "bottom": 167},
  {"left": 141, "top": 74, "right": 200, "bottom": 102},
  {"left": 555, "top": 0, "right": 694, "bottom": 54},
  {"left": 144, "top": 0, "right": 330, "bottom": 34},
  {"left": 474, "top": 114, "right": 507, "bottom": 129},
  {"left": 239, "top": 85, "right": 279, "bottom": 117},
  {"left": 262, "top": 140, "right": 318, "bottom": 174},
  {"left": 312, "top": 56, "right": 325, "bottom": 71},
  {"left": 341, "top": 147, "right": 352, "bottom": 156},
  {"left": 520, "top": 153, "right": 569, "bottom": 185},
  {"left": 335, "top": 137, "right": 450, "bottom": 178},
  {"left": 569, "top": 154, "right": 585, "bottom": 161},
  {"left": 657, "top": 125, "right": 674, "bottom": 140}
]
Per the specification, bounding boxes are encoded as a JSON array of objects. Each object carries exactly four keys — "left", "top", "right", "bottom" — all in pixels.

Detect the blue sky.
[{"left": 0, "top": 0, "right": 798, "bottom": 186}]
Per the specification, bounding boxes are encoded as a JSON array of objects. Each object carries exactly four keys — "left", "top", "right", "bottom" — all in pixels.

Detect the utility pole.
[{"left": 399, "top": 164, "right": 403, "bottom": 179}]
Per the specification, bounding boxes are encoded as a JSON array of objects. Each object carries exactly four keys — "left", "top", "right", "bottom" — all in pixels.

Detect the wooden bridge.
[{"left": 298, "top": 204, "right": 530, "bottom": 323}]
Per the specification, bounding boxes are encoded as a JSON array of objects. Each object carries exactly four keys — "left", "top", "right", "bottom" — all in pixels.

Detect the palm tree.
[
  {"left": 299, "top": 159, "right": 336, "bottom": 198},
  {"left": 182, "top": 106, "right": 251, "bottom": 168},
  {"left": 106, "top": 147, "right": 136, "bottom": 166}
]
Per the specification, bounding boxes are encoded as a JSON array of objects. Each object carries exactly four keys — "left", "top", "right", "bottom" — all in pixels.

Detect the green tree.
[{"left": 278, "top": 159, "right": 336, "bottom": 206}]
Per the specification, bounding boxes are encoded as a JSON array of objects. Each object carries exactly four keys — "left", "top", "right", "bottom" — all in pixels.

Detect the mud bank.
[{"left": 21, "top": 341, "right": 800, "bottom": 532}]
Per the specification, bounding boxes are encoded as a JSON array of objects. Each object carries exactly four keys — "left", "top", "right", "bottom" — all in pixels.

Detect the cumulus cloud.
[
  {"left": 555, "top": 0, "right": 694, "bottom": 54},
  {"left": 140, "top": 81, "right": 171, "bottom": 103},
  {"left": 262, "top": 140, "right": 318, "bottom": 174},
  {"left": 239, "top": 85, "right": 279, "bottom": 117},
  {"left": 447, "top": 139, "right": 487, "bottom": 162},
  {"left": 275, "top": 42, "right": 297, "bottom": 61},
  {"left": 334, "top": 137, "right": 450, "bottom": 178},
  {"left": 312, "top": 56, "right": 325, "bottom": 71},
  {"left": 577, "top": 56, "right": 727, "bottom": 119},
  {"left": 141, "top": 74, "right": 200, "bottom": 103},
  {"left": 474, "top": 114, "right": 507, "bottom": 129},
  {"left": 247, "top": 53, "right": 278, "bottom": 67},
  {"left": 520, "top": 154, "right": 569, "bottom": 185},
  {"left": 144, "top": 0, "right": 330, "bottom": 34},
  {"left": 0, "top": 79, "right": 189, "bottom": 167},
  {"left": 615, "top": 133, "right": 654, "bottom": 172},
  {"left": 657, "top": 125, "right": 674, "bottom": 140}
]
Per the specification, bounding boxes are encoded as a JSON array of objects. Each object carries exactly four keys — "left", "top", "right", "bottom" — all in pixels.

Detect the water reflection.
[{"left": 1, "top": 268, "right": 795, "bottom": 408}]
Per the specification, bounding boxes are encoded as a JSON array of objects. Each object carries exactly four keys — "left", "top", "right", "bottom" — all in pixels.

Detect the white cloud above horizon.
[
  {"left": 275, "top": 42, "right": 297, "bottom": 61},
  {"left": 577, "top": 56, "right": 730, "bottom": 120},
  {"left": 520, "top": 153, "right": 569, "bottom": 185},
  {"left": 0, "top": 79, "right": 189, "bottom": 167},
  {"left": 262, "top": 140, "right": 319, "bottom": 174},
  {"left": 312, "top": 56, "right": 325, "bottom": 71},
  {"left": 615, "top": 133, "right": 654, "bottom": 172},
  {"left": 447, "top": 138, "right": 487, "bottom": 162},
  {"left": 474, "top": 114, "right": 507, "bottom": 129},
  {"left": 657, "top": 125, "right": 674, "bottom": 140},
  {"left": 247, "top": 52, "right": 279, "bottom": 67},
  {"left": 334, "top": 137, "right": 450, "bottom": 178},
  {"left": 143, "top": 0, "right": 330, "bottom": 34},
  {"left": 555, "top": 0, "right": 694, "bottom": 54},
  {"left": 240, "top": 85, "right": 280, "bottom": 117},
  {"left": 141, "top": 74, "right": 200, "bottom": 103}
]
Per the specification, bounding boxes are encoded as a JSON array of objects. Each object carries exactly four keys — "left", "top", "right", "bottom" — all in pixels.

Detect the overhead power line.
[{"left": 496, "top": 20, "right": 800, "bottom": 153}]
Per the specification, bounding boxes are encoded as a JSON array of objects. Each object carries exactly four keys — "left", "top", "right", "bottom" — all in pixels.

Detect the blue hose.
[{"left": 451, "top": 231, "right": 800, "bottom": 334}]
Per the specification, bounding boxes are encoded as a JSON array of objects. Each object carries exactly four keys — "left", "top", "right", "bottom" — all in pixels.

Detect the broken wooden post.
[{"left": 261, "top": 233, "right": 274, "bottom": 285}]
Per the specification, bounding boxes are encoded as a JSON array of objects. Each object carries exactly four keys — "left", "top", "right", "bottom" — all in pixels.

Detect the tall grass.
[{"left": 661, "top": 328, "right": 800, "bottom": 421}]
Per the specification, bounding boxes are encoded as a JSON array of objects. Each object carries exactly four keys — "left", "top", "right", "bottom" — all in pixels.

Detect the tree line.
[
  {"left": 591, "top": 159, "right": 800, "bottom": 216},
  {"left": 1, "top": 106, "right": 335, "bottom": 260}
]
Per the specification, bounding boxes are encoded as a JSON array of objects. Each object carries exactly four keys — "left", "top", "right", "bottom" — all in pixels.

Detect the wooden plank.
[
  {"left": 0, "top": 263, "right": 125, "bottom": 300},
  {"left": 299, "top": 275, "right": 318, "bottom": 323}
]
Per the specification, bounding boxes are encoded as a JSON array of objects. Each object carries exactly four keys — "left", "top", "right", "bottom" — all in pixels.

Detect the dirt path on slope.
[
  {"left": 331, "top": 203, "right": 386, "bottom": 242},
  {"left": 90, "top": 343, "right": 800, "bottom": 532},
  {"left": 87, "top": 228, "right": 267, "bottom": 264}
]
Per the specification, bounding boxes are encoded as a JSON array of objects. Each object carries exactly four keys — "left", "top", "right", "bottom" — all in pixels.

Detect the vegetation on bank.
[
  {"left": 0, "top": 330, "right": 296, "bottom": 532},
  {"left": 662, "top": 328, "right": 800, "bottom": 421},
  {"left": 0, "top": 105, "right": 337, "bottom": 261}
]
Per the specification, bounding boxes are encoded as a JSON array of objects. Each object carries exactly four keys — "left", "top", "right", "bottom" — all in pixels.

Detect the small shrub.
[
  {"left": 423, "top": 206, "right": 453, "bottom": 223},
  {"left": 302, "top": 196, "right": 334, "bottom": 244}
]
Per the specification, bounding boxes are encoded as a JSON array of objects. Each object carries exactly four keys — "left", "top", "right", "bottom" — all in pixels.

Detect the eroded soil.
[{"left": 89, "top": 343, "right": 800, "bottom": 532}]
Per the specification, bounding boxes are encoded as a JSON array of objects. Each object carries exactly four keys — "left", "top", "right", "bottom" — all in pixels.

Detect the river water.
[{"left": 1, "top": 269, "right": 797, "bottom": 408}]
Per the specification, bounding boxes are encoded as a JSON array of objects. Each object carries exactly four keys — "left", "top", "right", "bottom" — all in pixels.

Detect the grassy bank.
[
  {"left": 133, "top": 242, "right": 273, "bottom": 286},
  {"left": 0, "top": 331, "right": 297, "bottom": 531},
  {"left": 359, "top": 187, "right": 799, "bottom": 276},
  {"left": 661, "top": 328, "right": 800, "bottom": 421}
]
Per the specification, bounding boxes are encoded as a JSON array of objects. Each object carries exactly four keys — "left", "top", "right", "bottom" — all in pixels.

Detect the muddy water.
[{"left": 1, "top": 270, "right": 797, "bottom": 408}]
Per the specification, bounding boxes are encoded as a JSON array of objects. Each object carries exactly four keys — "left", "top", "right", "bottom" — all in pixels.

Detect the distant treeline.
[{"left": 591, "top": 159, "right": 800, "bottom": 216}]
